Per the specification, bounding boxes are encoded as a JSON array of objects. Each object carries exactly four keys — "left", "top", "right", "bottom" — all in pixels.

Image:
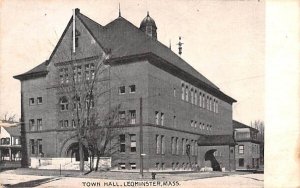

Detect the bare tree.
[
  {"left": 251, "top": 120, "right": 264, "bottom": 165},
  {"left": 2, "top": 112, "right": 17, "bottom": 122}
]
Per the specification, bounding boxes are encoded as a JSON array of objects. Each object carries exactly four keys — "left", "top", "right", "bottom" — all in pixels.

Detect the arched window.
[
  {"left": 191, "top": 88, "right": 194, "bottom": 104},
  {"left": 181, "top": 83, "right": 185, "bottom": 100},
  {"left": 185, "top": 85, "right": 189, "bottom": 102},
  {"left": 194, "top": 90, "right": 197, "bottom": 105},
  {"left": 60, "top": 96, "right": 69, "bottom": 111}
]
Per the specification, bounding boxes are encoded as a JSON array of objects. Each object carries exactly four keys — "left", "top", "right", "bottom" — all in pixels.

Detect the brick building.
[
  {"left": 233, "top": 120, "right": 260, "bottom": 170},
  {"left": 14, "top": 9, "right": 237, "bottom": 171}
]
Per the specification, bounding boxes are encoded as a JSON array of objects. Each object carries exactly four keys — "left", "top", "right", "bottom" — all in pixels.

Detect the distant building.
[
  {"left": 233, "top": 120, "right": 260, "bottom": 170},
  {"left": 0, "top": 121, "right": 21, "bottom": 161},
  {"left": 14, "top": 8, "right": 237, "bottom": 171}
]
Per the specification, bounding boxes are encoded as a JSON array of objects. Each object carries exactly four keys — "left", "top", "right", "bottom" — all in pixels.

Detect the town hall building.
[{"left": 14, "top": 8, "right": 237, "bottom": 171}]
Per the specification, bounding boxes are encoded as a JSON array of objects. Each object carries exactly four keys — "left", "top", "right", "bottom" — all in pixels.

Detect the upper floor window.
[
  {"left": 29, "top": 119, "right": 35, "bottom": 131},
  {"left": 119, "top": 86, "right": 125, "bottom": 94},
  {"left": 119, "top": 134, "right": 125, "bottom": 153},
  {"left": 160, "top": 113, "right": 164, "bottom": 126},
  {"left": 185, "top": 85, "right": 189, "bottom": 102},
  {"left": 119, "top": 111, "right": 126, "bottom": 125},
  {"left": 199, "top": 92, "right": 202, "bottom": 107},
  {"left": 238, "top": 145, "right": 244, "bottom": 154},
  {"left": 206, "top": 96, "right": 210, "bottom": 110},
  {"left": 216, "top": 101, "right": 219, "bottom": 113},
  {"left": 129, "top": 110, "right": 136, "bottom": 124},
  {"left": 190, "top": 88, "right": 194, "bottom": 104},
  {"left": 181, "top": 83, "right": 185, "bottom": 100},
  {"left": 130, "top": 134, "right": 136, "bottom": 152},
  {"left": 29, "top": 98, "right": 35, "bottom": 105},
  {"left": 173, "top": 88, "right": 176, "bottom": 97},
  {"left": 30, "top": 139, "right": 35, "bottom": 155},
  {"left": 60, "top": 96, "right": 69, "bottom": 111},
  {"left": 194, "top": 90, "right": 197, "bottom": 105},
  {"left": 72, "top": 66, "right": 82, "bottom": 83},
  {"left": 173, "top": 116, "right": 176, "bottom": 127},
  {"left": 37, "top": 119, "right": 42, "bottom": 131},
  {"left": 85, "top": 63, "right": 95, "bottom": 81},
  {"left": 59, "top": 68, "right": 69, "bottom": 84},
  {"left": 202, "top": 94, "right": 205, "bottom": 108},
  {"left": 155, "top": 111, "right": 159, "bottom": 125},
  {"left": 129, "top": 85, "right": 136, "bottom": 93},
  {"left": 37, "top": 97, "right": 43, "bottom": 104}
]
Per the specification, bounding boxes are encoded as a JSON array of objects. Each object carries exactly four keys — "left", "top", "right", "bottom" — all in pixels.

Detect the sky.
[{"left": 0, "top": 0, "right": 265, "bottom": 125}]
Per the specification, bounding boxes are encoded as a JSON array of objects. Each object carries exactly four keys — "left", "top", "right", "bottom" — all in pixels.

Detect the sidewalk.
[{"left": 2, "top": 168, "right": 250, "bottom": 181}]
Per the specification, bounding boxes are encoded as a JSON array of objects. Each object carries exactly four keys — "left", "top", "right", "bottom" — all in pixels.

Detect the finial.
[
  {"left": 177, "top": 36, "right": 183, "bottom": 56},
  {"left": 169, "top": 39, "right": 172, "bottom": 50},
  {"left": 119, "top": 3, "right": 121, "bottom": 17},
  {"left": 147, "top": 11, "right": 149, "bottom": 17}
]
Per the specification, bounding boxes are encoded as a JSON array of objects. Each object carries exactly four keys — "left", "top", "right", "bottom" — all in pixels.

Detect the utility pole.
[{"left": 139, "top": 97, "right": 143, "bottom": 178}]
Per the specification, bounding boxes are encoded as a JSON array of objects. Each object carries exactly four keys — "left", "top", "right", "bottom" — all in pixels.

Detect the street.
[{"left": 0, "top": 170, "right": 263, "bottom": 188}]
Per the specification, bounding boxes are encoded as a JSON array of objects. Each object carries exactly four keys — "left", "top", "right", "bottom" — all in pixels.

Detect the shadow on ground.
[{"left": 3, "top": 177, "right": 61, "bottom": 188}]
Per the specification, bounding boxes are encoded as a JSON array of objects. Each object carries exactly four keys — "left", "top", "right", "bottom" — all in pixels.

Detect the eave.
[{"left": 13, "top": 71, "right": 48, "bottom": 81}]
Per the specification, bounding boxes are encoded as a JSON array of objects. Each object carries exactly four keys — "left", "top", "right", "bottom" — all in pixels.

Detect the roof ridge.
[{"left": 78, "top": 12, "right": 103, "bottom": 27}]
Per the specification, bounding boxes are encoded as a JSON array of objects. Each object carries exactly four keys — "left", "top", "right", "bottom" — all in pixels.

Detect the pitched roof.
[
  {"left": 197, "top": 134, "right": 236, "bottom": 146},
  {"left": 13, "top": 61, "right": 48, "bottom": 80},
  {"left": 4, "top": 126, "right": 21, "bottom": 137},
  {"left": 233, "top": 120, "right": 259, "bottom": 132},
  {"left": 14, "top": 10, "right": 237, "bottom": 102},
  {"left": 78, "top": 13, "right": 219, "bottom": 89}
]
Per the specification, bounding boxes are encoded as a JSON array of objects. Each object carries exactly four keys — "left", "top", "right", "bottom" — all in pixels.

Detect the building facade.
[
  {"left": 233, "top": 120, "right": 260, "bottom": 170},
  {"left": 14, "top": 9, "right": 236, "bottom": 171}
]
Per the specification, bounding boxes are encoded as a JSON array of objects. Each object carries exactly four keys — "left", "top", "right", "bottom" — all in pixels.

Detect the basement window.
[
  {"left": 37, "top": 97, "right": 43, "bottom": 104},
  {"left": 29, "top": 98, "right": 35, "bottom": 105},
  {"left": 119, "top": 86, "right": 125, "bottom": 94},
  {"left": 119, "top": 163, "right": 126, "bottom": 170}
]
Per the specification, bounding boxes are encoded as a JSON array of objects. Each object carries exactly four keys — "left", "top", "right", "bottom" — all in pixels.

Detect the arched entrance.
[
  {"left": 66, "top": 142, "right": 89, "bottom": 161},
  {"left": 205, "top": 149, "right": 221, "bottom": 171}
]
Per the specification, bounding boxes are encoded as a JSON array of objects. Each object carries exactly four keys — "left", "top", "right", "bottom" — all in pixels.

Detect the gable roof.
[
  {"left": 3, "top": 126, "right": 21, "bottom": 137},
  {"left": 78, "top": 13, "right": 219, "bottom": 89},
  {"left": 14, "top": 9, "right": 236, "bottom": 103},
  {"left": 233, "top": 120, "right": 259, "bottom": 132}
]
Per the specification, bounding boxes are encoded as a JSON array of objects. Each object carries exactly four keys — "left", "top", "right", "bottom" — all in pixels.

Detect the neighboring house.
[
  {"left": 0, "top": 121, "right": 21, "bottom": 161},
  {"left": 14, "top": 8, "right": 237, "bottom": 171},
  {"left": 233, "top": 120, "right": 260, "bottom": 170}
]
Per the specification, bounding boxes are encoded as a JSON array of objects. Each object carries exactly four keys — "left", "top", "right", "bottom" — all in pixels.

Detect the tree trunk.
[
  {"left": 95, "top": 155, "right": 100, "bottom": 171},
  {"left": 79, "top": 141, "right": 84, "bottom": 171}
]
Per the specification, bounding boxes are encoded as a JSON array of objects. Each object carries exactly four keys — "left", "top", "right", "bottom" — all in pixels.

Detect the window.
[
  {"left": 239, "top": 158, "right": 244, "bottom": 167},
  {"left": 210, "top": 97, "right": 212, "bottom": 111},
  {"left": 155, "top": 111, "right": 159, "bottom": 125},
  {"left": 119, "top": 163, "right": 126, "bottom": 170},
  {"left": 162, "top": 135, "right": 165, "bottom": 154},
  {"left": 129, "top": 85, "right": 136, "bottom": 93},
  {"left": 194, "top": 90, "right": 197, "bottom": 105},
  {"left": 119, "top": 86, "right": 125, "bottom": 94},
  {"left": 60, "top": 96, "right": 69, "bottom": 111},
  {"left": 59, "top": 68, "right": 69, "bottom": 84},
  {"left": 194, "top": 141, "right": 197, "bottom": 156},
  {"left": 119, "top": 135, "right": 125, "bottom": 153},
  {"left": 173, "top": 88, "right": 176, "bottom": 97},
  {"left": 59, "top": 120, "right": 64, "bottom": 128},
  {"left": 130, "top": 163, "right": 136, "bottom": 170},
  {"left": 119, "top": 111, "right": 126, "bottom": 125},
  {"left": 176, "top": 138, "right": 179, "bottom": 155},
  {"left": 161, "top": 163, "right": 165, "bottom": 170},
  {"left": 160, "top": 113, "right": 164, "bottom": 126},
  {"left": 130, "top": 134, "right": 136, "bottom": 152},
  {"left": 15, "top": 138, "right": 20, "bottom": 145},
  {"left": 29, "top": 98, "right": 35, "bottom": 105},
  {"left": 73, "top": 96, "right": 81, "bottom": 110},
  {"left": 84, "top": 63, "right": 95, "bottom": 81},
  {"left": 72, "top": 66, "right": 82, "bottom": 83},
  {"left": 29, "top": 119, "right": 35, "bottom": 131},
  {"left": 74, "top": 30, "right": 80, "bottom": 48},
  {"left": 171, "top": 137, "right": 175, "bottom": 155},
  {"left": 37, "top": 119, "right": 42, "bottom": 131},
  {"left": 191, "top": 120, "right": 194, "bottom": 127},
  {"left": 202, "top": 94, "right": 205, "bottom": 108},
  {"left": 181, "top": 83, "right": 185, "bottom": 100},
  {"left": 37, "top": 139, "right": 43, "bottom": 155},
  {"left": 238, "top": 145, "right": 244, "bottom": 154},
  {"left": 37, "top": 97, "right": 43, "bottom": 104},
  {"left": 191, "top": 88, "right": 194, "bottom": 104},
  {"left": 182, "top": 138, "right": 186, "bottom": 155},
  {"left": 129, "top": 110, "right": 136, "bottom": 124},
  {"left": 191, "top": 140, "right": 194, "bottom": 156},
  {"left": 72, "top": 119, "right": 76, "bottom": 128},
  {"left": 30, "top": 139, "right": 35, "bottom": 155},
  {"left": 156, "top": 135, "right": 161, "bottom": 154},
  {"left": 206, "top": 96, "right": 209, "bottom": 110},
  {"left": 64, "top": 120, "right": 69, "bottom": 127},
  {"left": 199, "top": 92, "right": 202, "bottom": 107},
  {"left": 195, "top": 121, "right": 197, "bottom": 128},
  {"left": 155, "top": 163, "right": 160, "bottom": 170},
  {"left": 185, "top": 85, "right": 189, "bottom": 102},
  {"left": 216, "top": 101, "right": 219, "bottom": 113},
  {"left": 173, "top": 116, "right": 176, "bottom": 127}
]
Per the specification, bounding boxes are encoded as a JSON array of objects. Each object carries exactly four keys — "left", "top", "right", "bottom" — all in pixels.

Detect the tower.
[{"left": 139, "top": 12, "right": 157, "bottom": 40}]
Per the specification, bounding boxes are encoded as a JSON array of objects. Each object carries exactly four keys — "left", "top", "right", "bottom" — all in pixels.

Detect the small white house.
[{"left": 0, "top": 121, "right": 21, "bottom": 161}]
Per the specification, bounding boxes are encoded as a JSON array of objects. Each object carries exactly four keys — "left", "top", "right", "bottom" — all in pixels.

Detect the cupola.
[{"left": 139, "top": 12, "right": 157, "bottom": 40}]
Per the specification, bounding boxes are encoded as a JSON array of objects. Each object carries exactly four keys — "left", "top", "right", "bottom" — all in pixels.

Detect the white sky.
[{"left": 0, "top": 0, "right": 265, "bottom": 125}]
